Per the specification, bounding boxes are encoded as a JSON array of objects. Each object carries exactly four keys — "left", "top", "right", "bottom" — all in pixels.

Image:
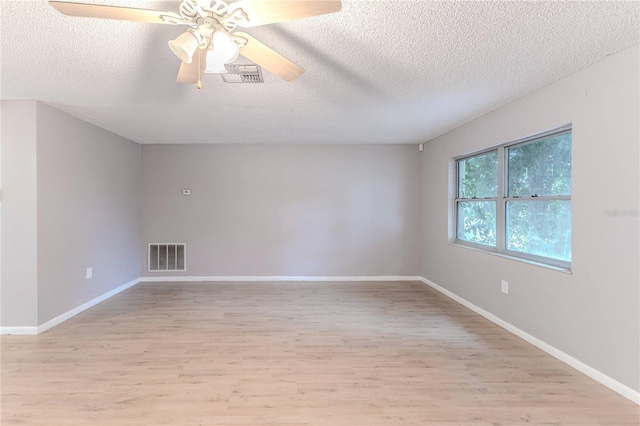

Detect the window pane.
[
  {"left": 507, "top": 132, "right": 571, "bottom": 197},
  {"left": 506, "top": 200, "right": 571, "bottom": 262},
  {"left": 457, "top": 201, "right": 496, "bottom": 247},
  {"left": 458, "top": 151, "right": 498, "bottom": 198}
]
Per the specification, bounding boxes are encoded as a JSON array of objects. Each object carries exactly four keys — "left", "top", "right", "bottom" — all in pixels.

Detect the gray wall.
[
  {"left": 419, "top": 45, "right": 639, "bottom": 391},
  {"left": 1, "top": 101, "right": 39, "bottom": 327},
  {"left": 0, "top": 101, "right": 141, "bottom": 327},
  {"left": 2, "top": 47, "right": 637, "bottom": 399},
  {"left": 36, "top": 103, "right": 142, "bottom": 324},
  {"left": 141, "top": 144, "right": 421, "bottom": 277}
]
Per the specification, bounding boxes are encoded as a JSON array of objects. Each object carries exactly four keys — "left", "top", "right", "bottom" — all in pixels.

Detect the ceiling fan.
[{"left": 49, "top": 0, "right": 342, "bottom": 87}]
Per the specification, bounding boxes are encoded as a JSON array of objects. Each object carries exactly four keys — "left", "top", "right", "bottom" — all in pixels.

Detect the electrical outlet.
[
  {"left": 86, "top": 267, "right": 93, "bottom": 279},
  {"left": 501, "top": 280, "right": 509, "bottom": 294}
]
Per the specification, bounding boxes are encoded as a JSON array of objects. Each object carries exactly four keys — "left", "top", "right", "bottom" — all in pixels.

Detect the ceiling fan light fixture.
[
  {"left": 204, "top": 31, "right": 239, "bottom": 74},
  {"left": 49, "top": 0, "right": 342, "bottom": 83},
  {"left": 204, "top": 52, "right": 228, "bottom": 74},
  {"left": 168, "top": 30, "right": 201, "bottom": 63}
]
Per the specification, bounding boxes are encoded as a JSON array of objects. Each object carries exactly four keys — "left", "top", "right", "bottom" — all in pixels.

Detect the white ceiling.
[{"left": 1, "top": 1, "right": 639, "bottom": 144}]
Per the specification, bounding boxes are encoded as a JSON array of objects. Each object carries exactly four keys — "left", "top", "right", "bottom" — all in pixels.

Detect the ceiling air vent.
[
  {"left": 148, "top": 243, "right": 186, "bottom": 272},
  {"left": 222, "top": 64, "right": 264, "bottom": 83}
]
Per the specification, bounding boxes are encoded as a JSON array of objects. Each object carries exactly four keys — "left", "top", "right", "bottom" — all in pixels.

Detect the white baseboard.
[
  {"left": 1, "top": 277, "right": 141, "bottom": 336},
  {"left": 417, "top": 276, "right": 640, "bottom": 405},
  {"left": 36, "top": 277, "right": 141, "bottom": 334},
  {"left": 2, "top": 276, "right": 418, "bottom": 335},
  {"left": 3, "top": 274, "right": 637, "bottom": 405},
  {"left": 0, "top": 326, "right": 39, "bottom": 335},
  {"left": 140, "top": 275, "right": 423, "bottom": 283}
]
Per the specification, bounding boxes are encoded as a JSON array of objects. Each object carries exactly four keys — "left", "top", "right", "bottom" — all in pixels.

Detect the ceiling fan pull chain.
[{"left": 48, "top": 0, "right": 342, "bottom": 83}]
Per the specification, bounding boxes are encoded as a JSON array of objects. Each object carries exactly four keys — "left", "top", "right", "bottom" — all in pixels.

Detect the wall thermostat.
[{"left": 182, "top": 189, "right": 191, "bottom": 196}]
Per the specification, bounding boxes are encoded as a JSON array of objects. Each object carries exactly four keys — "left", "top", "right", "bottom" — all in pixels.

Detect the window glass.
[
  {"left": 506, "top": 200, "right": 571, "bottom": 262},
  {"left": 456, "top": 201, "right": 496, "bottom": 247},
  {"left": 458, "top": 151, "right": 498, "bottom": 199},
  {"left": 507, "top": 133, "right": 571, "bottom": 197},
  {"left": 454, "top": 127, "right": 571, "bottom": 268}
]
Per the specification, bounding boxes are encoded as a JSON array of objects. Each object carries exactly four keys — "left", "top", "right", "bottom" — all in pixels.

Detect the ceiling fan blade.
[
  {"left": 176, "top": 49, "right": 206, "bottom": 84},
  {"left": 49, "top": 1, "right": 182, "bottom": 24},
  {"left": 235, "top": 32, "right": 304, "bottom": 81},
  {"left": 230, "top": 0, "right": 341, "bottom": 28}
]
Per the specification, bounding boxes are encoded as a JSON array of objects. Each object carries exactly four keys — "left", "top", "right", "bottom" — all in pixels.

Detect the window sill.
[{"left": 448, "top": 242, "right": 573, "bottom": 274}]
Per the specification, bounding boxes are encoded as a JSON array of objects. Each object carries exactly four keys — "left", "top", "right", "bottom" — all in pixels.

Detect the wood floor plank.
[{"left": 1, "top": 281, "right": 638, "bottom": 425}]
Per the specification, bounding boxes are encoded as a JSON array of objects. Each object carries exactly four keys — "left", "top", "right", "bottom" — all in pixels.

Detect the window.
[
  {"left": 454, "top": 127, "right": 572, "bottom": 268},
  {"left": 456, "top": 151, "right": 498, "bottom": 247}
]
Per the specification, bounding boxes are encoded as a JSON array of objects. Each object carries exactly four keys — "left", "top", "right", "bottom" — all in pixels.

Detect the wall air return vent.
[
  {"left": 148, "top": 243, "right": 186, "bottom": 272},
  {"left": 221, "top": 64, "right": 264, "bottom": 83}
]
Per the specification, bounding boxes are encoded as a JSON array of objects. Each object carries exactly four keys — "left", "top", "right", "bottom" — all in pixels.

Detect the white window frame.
[{"left": 453, "top": 125, "right": 572, "bottom": 270}]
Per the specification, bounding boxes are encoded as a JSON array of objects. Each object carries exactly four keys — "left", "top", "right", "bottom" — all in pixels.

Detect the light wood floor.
[{"left": 1, "top": 282, "right": 638, "bottom": 425}]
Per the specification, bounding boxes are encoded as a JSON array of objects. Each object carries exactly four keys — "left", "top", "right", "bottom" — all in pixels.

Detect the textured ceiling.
[{"left": 1, "top": 1, "right": 639, "bottom": 144}]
